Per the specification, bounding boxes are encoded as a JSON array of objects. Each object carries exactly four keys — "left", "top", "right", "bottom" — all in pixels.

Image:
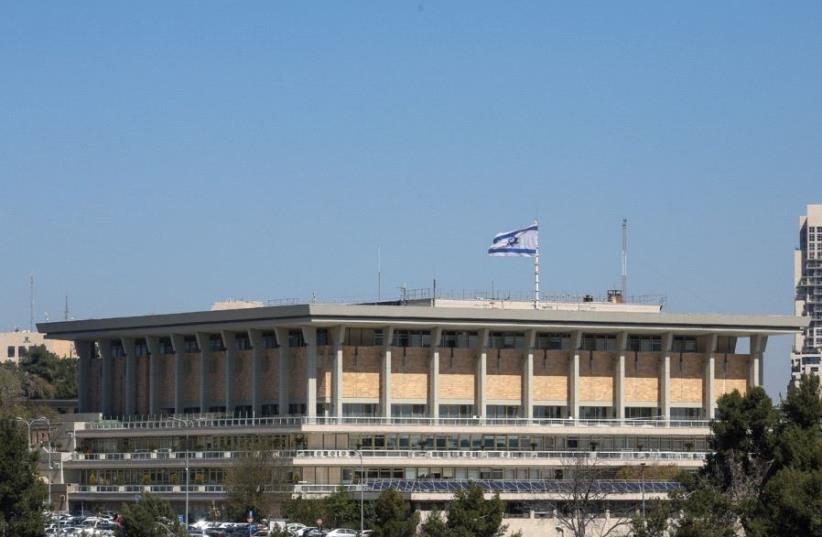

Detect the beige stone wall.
[
  {"left": 438, "top": 348, "right": 475, "bottom": 400},
  {"left": 158, "top": 355, "right": 175, "bottom": 409},
  {"left": 290, "top": 348, "right": 306, "bottom": 401},
  {"left": 715, "top": 354, "right": 750, "bottom": 397},
  {"left": 487, "top": 349, "right": 522, "bottom": 401},
  {"left": 670, "top": 353, "right": 704, "bottom": 404},
  {"left": 260, "top": 349, "right": 279, "bottom": 401},
  {"left": 343, "top": 346, "right": 380, "bottom": 399},
  {"left": 208, "top": 353, "right": 226, "bottom": 404},
  {"left": 111, "top": 358, "right": 124, "bottom": 415},
  {"left": 235, "top": 351, "right": 253, "bottom": 403},
  {"left": 183, "top": 353, "right": 200, "bottom": 405},
  {"left": 136, "top": 356, "right": 149, "bottom": 415},
  {"left": 391, "top": 347, "right": 429, "bottom": 400},
  {"left": 534, "top": 351, "right": 569, "bottom": 402},
  {"left": 317, "top": 346, "right": 332, "bottom": 400},
  {"left": 580, "top": 352, "right": 615, "bottom": 403},
  {"left": 625, "top": 352, "right": 659, "bottom": 403}
]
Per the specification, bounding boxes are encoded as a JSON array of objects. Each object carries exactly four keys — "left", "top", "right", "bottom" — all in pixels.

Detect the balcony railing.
[
  {"left": 70, "top": 479, "right": 683, "bottom": 495},
  {"left": 68, "top": 449, "right": 707, "bottom": 463},
  {"left": 81, "top": 416, "right": 711, "bottom": 432}
]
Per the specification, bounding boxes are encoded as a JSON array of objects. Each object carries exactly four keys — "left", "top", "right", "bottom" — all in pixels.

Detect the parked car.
[{"left": 326, "top": 529, "right": 358, "bottom": 537}]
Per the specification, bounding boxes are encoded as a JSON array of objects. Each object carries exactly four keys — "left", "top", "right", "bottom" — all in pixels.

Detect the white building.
[
  {"left": 791, "top": 204, "right": 822, "bottom": 386},
  {"left": 1, "top": 329, "right": 75, "bottom": 364}
]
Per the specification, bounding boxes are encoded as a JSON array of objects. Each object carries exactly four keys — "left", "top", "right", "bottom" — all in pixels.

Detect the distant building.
[
  {"left": 792, "top": 204, "right": 822, "bottom": 387},
  {"left": 1, "top": 329, "right": 75, "bottom": 364}
]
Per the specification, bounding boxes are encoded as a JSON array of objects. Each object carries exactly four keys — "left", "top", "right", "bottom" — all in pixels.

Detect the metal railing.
[
  {"left": 68, "top": 448, "right": 707, "bottom": 463},
  {"left": 70, "top": 479, "right": 682, "bottom": 495},
  {"left": 81, "top": 415, "right": 710, "bottom": 431}
]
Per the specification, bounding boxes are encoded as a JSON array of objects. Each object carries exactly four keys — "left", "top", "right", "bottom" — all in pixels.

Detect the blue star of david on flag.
[{"left": 487, "top": 224, "right": 538, "bottom": 256}]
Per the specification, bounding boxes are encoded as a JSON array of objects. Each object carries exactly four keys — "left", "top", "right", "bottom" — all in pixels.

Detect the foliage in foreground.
[
  {"left": 0, "top": 419, "right": 47, "bottom": 537},
  {"left": 419, "top": 483, "right": 513, "bottom": 537},
  {"left": 116, "top": 493, "right": 188, "bottom": 537}
]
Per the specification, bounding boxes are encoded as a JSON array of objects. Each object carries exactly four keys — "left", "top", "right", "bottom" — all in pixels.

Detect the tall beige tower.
[{"left": 791, "top": 204, "right": 822, "bottom": 387}]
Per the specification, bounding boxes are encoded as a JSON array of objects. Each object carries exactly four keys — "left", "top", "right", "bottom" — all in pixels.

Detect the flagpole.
[{"left": 534, "top": 219, "right": 540, "bottom": 309}]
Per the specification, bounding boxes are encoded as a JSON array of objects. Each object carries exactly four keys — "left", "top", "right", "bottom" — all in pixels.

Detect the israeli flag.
[{"left": 488, "top": 224, "right": 538, "bottom": 256}]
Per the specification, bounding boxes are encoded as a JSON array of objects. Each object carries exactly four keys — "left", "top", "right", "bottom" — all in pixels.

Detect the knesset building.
[{"left": 39, "top": 294, "right": 804, "bottom": 532}]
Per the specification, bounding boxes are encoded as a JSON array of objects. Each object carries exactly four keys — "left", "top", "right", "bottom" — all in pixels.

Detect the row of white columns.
[{"left": 77, "top": 330, "right": 767, "bottom": 420}]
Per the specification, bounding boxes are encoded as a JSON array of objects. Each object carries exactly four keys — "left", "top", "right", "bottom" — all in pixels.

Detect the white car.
[{"left": 326, "top": 529, "right": 358, "bottom": 537}]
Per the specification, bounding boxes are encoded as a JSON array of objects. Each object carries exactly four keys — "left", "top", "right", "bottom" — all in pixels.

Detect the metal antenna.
[
  {"left": 377, "top": 246, "right": 382, "bottom": 302},
  {"left": 64, "top": 294, "right": 69, "bottom": 321},
  {"left": 621, "top": 219, "right": 628, "bottom": 299},
  {"left": 30, "top": 275, "right": 35, "bottom": 331}
]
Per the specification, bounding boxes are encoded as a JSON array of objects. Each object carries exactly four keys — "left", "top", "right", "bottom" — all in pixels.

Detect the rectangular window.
[
  {"left": 159, "top": 338, "right": 174, "bottom": 355},
  {"left": 342, "top": 403, "right": 378, "bottom": 417},
  {"left": 261, "top": 332, "right": 278, "bottom": 349},
  {"left": 579, "top": 406, "right": 611, "bottom": 419},
  {"left": 628, "top": 336, "right": 662, "bottom": 352},
  {"left": 391, "top": 330, "right": 432, "bottom": 348},
  {"left": 209, "top": 335, "right": 225, "bottom": 352},
  {"left": 316, "top": 328, "right": 329, "bottom": 346},
  {"left": 671, "top": 407, "right": 703, "bottom": 420},
  {"left": 391, "top": 404, "right": 427, "bottom": 417},
  {"left": 533, "top": 405, "right": 566, "bottom": 419},
  {"left": 489, "top": 332, "right": 524, "bottom": 349},
  {"left": 111, "top": 342, "right": 126, "bottom": 358},
  {"left": 184, "top": 337, "right": 199, "bottom": 353},
  {"left": 672, "top": 336, "right": 697, "bottom": 353},
  {"left": 288, "top": 330, "right": 305, "bottom": 348},
  {"left": 486, "top": 405, "right": 520, "bottom": 418},
  {"left": 625, "top": 407, "right": 658, "bottom": 420},
  {"left": 581, "top": 335, "right": 617, "bottom": 352},
  {"left": 288, "top": 403, "right": 307, "bottom": 416},
  {"left": 261, "top": 404, "right": 278, "bottom": 417},
  {"left": 439, "top": 404, "right": 474, "bottom": 418},
  {"left": 536, "top": 333, "right": 571, "bottom": 350},
  {"left": 235, "top": 334, "right": 252, "bottom": 350},
  {"left": 441, "top": 331, "right": 479, "bottom": 349},
  {"left": 18, "top": 346, "right": 29, "bottom": 358},
  {"left": 7, "top": 346, "right": 14, "bottom": 358}
]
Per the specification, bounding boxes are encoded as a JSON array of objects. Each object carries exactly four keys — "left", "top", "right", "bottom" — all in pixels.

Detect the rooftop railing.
[
  {"left": 81, "top": 416, "right": 711, "bottom": 432},
  {"left": 68, "top": 449, "right": 708, "bottom": 463}
]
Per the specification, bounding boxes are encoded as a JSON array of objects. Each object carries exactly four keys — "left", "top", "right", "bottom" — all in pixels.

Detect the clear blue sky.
[{"left": 2, "top": 2, "right": 820, "bottom": 398}]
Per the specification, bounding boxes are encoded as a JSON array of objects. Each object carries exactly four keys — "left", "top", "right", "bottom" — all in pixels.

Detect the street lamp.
[
  {"left": 640, "top": 462, "right": 647, "bottom": 520},
  {"left": 169, "top": 417, "right": 193, "bottom": 526},
  {"left": 16, "top": 416, "right": 51, "bottom": 509},
  {"left": 354, "top": 443, "right": 365, "bottom": 535}
]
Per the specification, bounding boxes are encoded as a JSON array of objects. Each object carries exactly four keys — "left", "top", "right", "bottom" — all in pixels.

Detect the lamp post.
[
  {"left": 640, "top": 462, "right": 647, "bottom": 520},
  {"left": 354, "top": 444, "right": 365, "bottom": 535},
  {"left": 169, "top": 417, "right": 192, "bottom": 526},
  {"left": 15, "top": 416, "right": 51, "bottom": 509}
]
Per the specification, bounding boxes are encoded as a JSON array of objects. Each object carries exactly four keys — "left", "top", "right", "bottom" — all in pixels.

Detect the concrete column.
[
  {"left": 248, "top": 330, "right": 264, "bottom": 418},
  {"left": 522, "top": 330, "right": 536, "bottom": 419},
  {"left": 145, "top": 336, "right": 161, "bottom": 415},
  {"left": 331, "top": 326, "right": 345, "bottom": 417},
  {"left": 759, "top": 336, "right": 767, "bottom": 388},
  {"left": 121, "top": 337, "right": 137, "bottom": 416},
  {"left": 429, "top": 328, "right": 443, "bottom": 418},
  {"left": 75, "top": 340, "right": 93, "bottom": 413},
  {"left": 301, "top": 327, "right": 318, "bottom": 418},
  {"left": 704, "top": 334, "right": 717, "bottom": 419},
  {"left": 170, "top": 334, "right": 185, "bottom": 415},
  {"left": 749, "top": 335, "right": 766, "bottom": 389},
  {"left": 98, "top": 339, "right": 113, "bottom": 417},
  {"left": 221, "top": 331, "right": 236, "bottom": 415},
  {"left": 476, "top": 329, "right": 489, "bottom": 418},
  {"left": 660, "top": 333, "right": 673, "bottom": 422},
  {"left": 195, "top": 333, "right": 211, "bottom": 414},
  {"left": 615, "top": 333, "right": 627, "bottom": 421},
  {"left": 274, "top": 328, "right": 290, "bottom": 416},
  {"left": 381, "top": 327, "right": 394, "bottom": 418},
  {"left": 569, "top": 331, "right": 582, "bottom": 420}
]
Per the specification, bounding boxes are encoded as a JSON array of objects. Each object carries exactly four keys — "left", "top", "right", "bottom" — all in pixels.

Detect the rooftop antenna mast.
[
  {"left": 377, "top": 246, "right": 382, "bottom": 302},
  {"left": 621, "top": 218, "right": 628, "bottom": 300},
  {"left": 64, "top": 294, "right": 69, "bottom": 321},
  {"left": 30, "top": 275, "right": 35, "bottom": 332}
]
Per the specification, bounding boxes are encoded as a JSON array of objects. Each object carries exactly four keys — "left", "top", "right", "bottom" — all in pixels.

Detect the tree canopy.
[
  {"left": 116, "top": 493, "right": 188, "bottom": 537},
  {"left": 0, "top": 419, "right": 47, "bottom": 537}
]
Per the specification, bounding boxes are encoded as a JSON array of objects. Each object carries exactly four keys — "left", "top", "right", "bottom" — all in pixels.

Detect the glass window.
[
  {"left": 439, "top": 404, "right": 474, "bottom": 418},
  {"left": 391, "top": 404, "right": 427, "bottom": 417},
  {"left": 672, "top": 336, "right": 697, "bottom": 353},
  {"left": 490, "top": 332, "right": 524, "bottom": 349},
  {"left": 209, "top": 335, "right": 225, "bottom": 352},
  {"left": 441, "top": 331, "right": 479, "bottom": 348},
  {"left": 343, "top": 403, "right": 378, "bottom": 417},
  {"left": 184, "top": 337, "right": 200, "bottom": 353},
  {"left": 392, "top": 330, "right": 432, "bottom": 347},
  {"left": 288, "top": 330, "right": 305, "bottom": 348},
  {"left": 579, "top": 406, "right": 611, "bottom": 419},
  {"left": 581, "top": 335, "right": 617, "bottom": 352},
  {"left": 7, "top": 346, "right": 14, "bottom": 358},
  {"left": 536, "top": 333, "right": 571, "bottom": 350},
  {"left": 625, "top": 407, "right": 658, "bottom": 419},
  {"left": 628, "top": 336, "right": 662, "bottom": 352},
  {"left": 534, "top": 406, "right": 566, "bottom": 419}
]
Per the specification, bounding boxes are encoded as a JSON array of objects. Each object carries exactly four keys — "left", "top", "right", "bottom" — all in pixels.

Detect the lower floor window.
[
  {"left": 580, "top": 406, "right": 612, "bottom": 419},
  {"left": 392, "top": 404, "right": 427, "bottom": 417},
  {"left": 487, "top": 405, "right": 521, "bottom": 418},
  {"left": 439, "top": 404, "right": 474, "bottom": 418},
  {"left": 534, "top": 405, "right": 566, "bottom": 419},
  {"left": 625, "top": 407, "right": 658, "bottom": 420},
  {"left": 343, "top": 403, "right": 378, "bottom": 417}
]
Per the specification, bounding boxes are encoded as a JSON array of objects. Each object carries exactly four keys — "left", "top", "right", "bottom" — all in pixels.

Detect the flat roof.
[{"left": 38, "top": 303, "right": 808, "bottom": 340}]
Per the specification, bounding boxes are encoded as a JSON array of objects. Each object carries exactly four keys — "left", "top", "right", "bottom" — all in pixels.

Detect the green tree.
[
  {"left": 223, "top": 447, "right": 286, "bottom": 522},
  {"left": 629, "top": 500, "right": 671, "bottom": 537},
  {"left": 0, "top": 419, "right": 47, "bottom": 537},
  {"left": 418, "top": 483, "right": 509, "bottom": 537},
  {"left": 370, "top": 488, "right": 419, "bottom": 537},
  {"left": 322, "top": 487, "right": 360, "bottom": 528},
  {"left": 116, "top": 493, "right": 187, "bottom": 537},
  {"left": 418, "top": 508, "right": 448, "bottom": 537}
]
